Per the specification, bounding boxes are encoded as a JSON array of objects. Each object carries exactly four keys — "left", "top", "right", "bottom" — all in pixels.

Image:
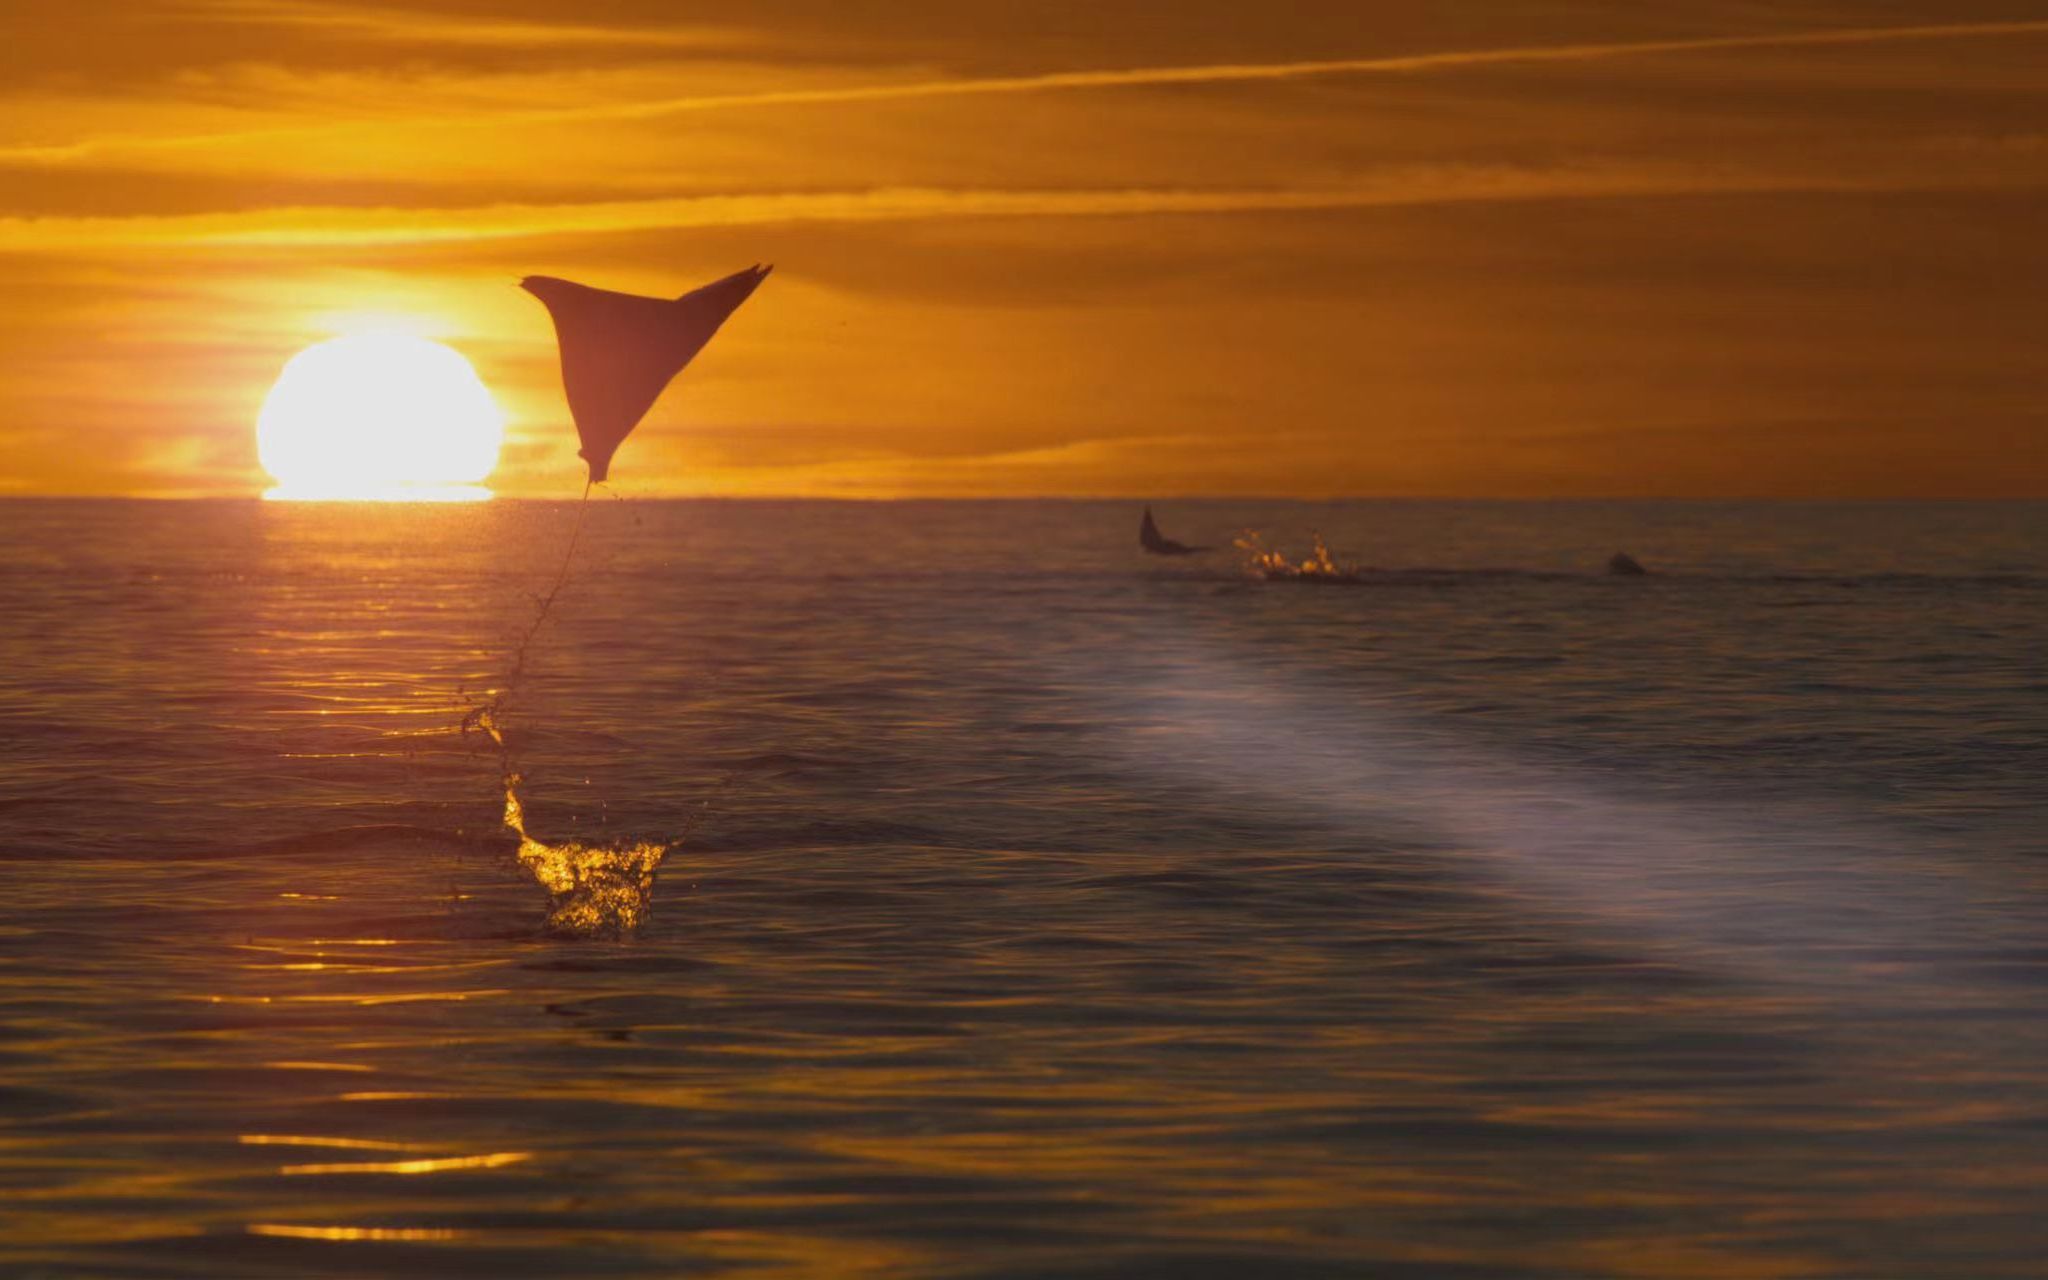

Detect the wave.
[
  {"left": 102, "top": 822, "right": 511, "bottom": 864},
  {"left": 1176, "top": 566, "right": 2048, "bottom": 589}
]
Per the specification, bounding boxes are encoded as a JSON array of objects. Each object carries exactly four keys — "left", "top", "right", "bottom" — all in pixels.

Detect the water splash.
[
  {"left": 457, "top": 491, "right": 667, "bottom": 938},
  {"left": 470, "top": 703, "right": 668, "bottom": 938},
  {"left": 502, "top": 769, "right": 667, "bottom": 939},
  {"left": 458, "top": 494, "right": 733, "bottom": 937},
  {"left": 1234, "top": 529, "right": 1360, "bottom": 581}
]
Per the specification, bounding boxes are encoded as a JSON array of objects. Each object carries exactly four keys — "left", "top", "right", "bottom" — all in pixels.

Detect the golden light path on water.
[
  {"left": 248, "top": 1225, "right": 466, "bottom": 1242},
  {"left": 262, "top": 484, "right": 494, "bottom": 502},
  {"left": 3, "top": 502, "right": 2041, "bottom": 1277},
  {"left": 278, "top": 1151, "right": 533, "bottom": 1176}
]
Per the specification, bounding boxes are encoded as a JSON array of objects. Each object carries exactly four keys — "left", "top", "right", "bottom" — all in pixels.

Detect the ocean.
[{"left": 0, "top": 497, "right": 2043, "bottom": 1277}]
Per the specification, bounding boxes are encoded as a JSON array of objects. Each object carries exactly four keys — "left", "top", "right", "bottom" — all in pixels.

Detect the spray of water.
[
  {"left": 463, "top": 701, "right": 669, "bottom": 936},
  {"left": 1235, "top": 529, "right": 1359, "bottom": 581},
  {"left": 461, "top": 481, "right": 593, "bottom": 754},
  {"left": 460, "top": 484, "right": 675, "bottom": 938},
  {"left": 502, "top": 769, "right": 667, "bottom": 938}
]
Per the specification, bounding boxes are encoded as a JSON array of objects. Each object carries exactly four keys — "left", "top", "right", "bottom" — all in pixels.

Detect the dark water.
[{"left": 1, "top": 498, "right": 2044, "bottom": 1278}]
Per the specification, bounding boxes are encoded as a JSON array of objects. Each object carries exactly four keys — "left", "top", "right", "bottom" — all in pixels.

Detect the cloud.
[
  {"left": 5, "top": 4, "right": 2045, "bottom": 498},
  {"left": 5, "top": 158, "right": 2017, "bottom": 254},
  {"left": 169, "top": 0, "right": 749, "bottom": 50},
  {"left": 554, "top": 18, "right": 2048, "bottom": 125},
  {"left": 7, "top": 18, "right": 2045, "bottom": 166}
]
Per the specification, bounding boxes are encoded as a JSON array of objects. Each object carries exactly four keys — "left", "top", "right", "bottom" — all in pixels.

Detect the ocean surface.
[{"left": 0, "top": 497, "right": 2043, "bottom": 1278}]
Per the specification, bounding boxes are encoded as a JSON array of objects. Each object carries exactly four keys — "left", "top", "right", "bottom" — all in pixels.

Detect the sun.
[{"left": 257, "top": 333, "right": 504, "bottom": 501}]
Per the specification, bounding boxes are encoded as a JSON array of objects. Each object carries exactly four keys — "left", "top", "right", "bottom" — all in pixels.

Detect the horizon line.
[{"left": 2, "top": 493, "right": 2041, "bottom": 505}]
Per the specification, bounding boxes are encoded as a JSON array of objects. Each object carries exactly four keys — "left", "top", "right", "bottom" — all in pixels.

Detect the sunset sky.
[{"left": 3, "top": 0, "right": 2045, "bottom": 498}]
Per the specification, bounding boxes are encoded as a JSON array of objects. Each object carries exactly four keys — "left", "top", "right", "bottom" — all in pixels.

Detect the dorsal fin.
[
  {"left": 522, "top": 265, "right": 770, "bottom": 482},
  {"left": 1140, "top": 506, "right": 1165, "bottom": 550}
]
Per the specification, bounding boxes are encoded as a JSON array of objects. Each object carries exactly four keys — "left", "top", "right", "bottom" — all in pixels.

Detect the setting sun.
[
  {"left": 256, "top": 334, "right": 503, "bottom": 501},
  {"left": 4, "top": 6, "right": 2048, "bottom": 1278}
]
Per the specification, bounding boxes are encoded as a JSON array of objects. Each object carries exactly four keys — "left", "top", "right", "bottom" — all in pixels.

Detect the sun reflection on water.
[
  {"left": 262, "top": 484, "right": 494, "bottom": 502},
  {"left": 248, "top": 1224, "right": 466, "bottom": 1242},
  {"left": 279, "top": 1151, "right": 532, "bottom": 1176},
  {"left": 240, "top": 1135, "right": 437, "bottom": 1152}
]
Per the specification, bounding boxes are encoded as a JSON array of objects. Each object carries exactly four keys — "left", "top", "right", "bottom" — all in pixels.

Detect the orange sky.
[{"left": 2, "top": 1, "right": 2045, "bottom": 498}]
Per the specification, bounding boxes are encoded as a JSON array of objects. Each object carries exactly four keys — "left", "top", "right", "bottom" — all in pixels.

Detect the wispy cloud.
[
  {"left": 171, "top": 0, "right": 749, "bottom": 50},
  {"left": 7, "top": 19, "right": 2046, "bottom": 166},
  {"left": 6, "top": 4, "right": 2044, "bottom": 498},
  {"left": 0, "top": 164, "right": 1952, "bottom": 252},
  {"left": 561, "top": 19, "right": 2048, "bottom": 124}
]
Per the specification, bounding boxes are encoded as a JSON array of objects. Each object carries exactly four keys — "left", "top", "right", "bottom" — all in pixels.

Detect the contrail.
[{"left": 5, "top": 19, "right": 2047, "bottom": 164}]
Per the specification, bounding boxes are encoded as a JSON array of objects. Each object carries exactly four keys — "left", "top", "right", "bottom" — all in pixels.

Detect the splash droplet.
[{"left": 503, "top": 772, "right": 667, "bottom": 938}]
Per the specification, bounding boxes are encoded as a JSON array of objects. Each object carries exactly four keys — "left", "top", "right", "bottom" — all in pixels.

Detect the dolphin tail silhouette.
[{"left": 522, "top": 265, "right": 771, "bottom": 483}]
